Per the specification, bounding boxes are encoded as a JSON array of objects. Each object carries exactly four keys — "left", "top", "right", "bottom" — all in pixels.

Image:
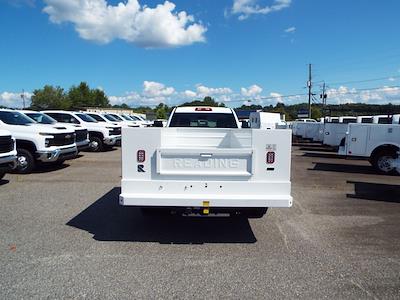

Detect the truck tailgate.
[
  {"left": 157, "top": 148, "right": 253, "bottom": 176},
  {"left": 120, "top": 128, "right": 292, "bottom": 208}
]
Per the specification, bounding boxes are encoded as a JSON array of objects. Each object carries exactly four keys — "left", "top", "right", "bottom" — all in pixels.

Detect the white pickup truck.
[
  {"left": 0, "top": 129, "right": 17, "bottom": 179},
  {"left": 44, "top": 111, "right": 121, "bottom": 152},
  {"left": 20, "top": 110, "right": 90, "bottom": 152},
  {"left": 339, "top": 121, "right": 400, "bottom": 175},
  {"left": 120, "top": 106, "right": 292, "bottom": 218},
  {"left": 0, "top": 109, "right": 77, "bottom": 173}
]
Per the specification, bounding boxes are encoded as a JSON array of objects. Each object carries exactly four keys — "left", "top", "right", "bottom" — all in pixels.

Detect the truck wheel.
[
  {"left": 0, "top": 171, "right": 5, "bottom": 180},
  {"left": 15, "top": 148, "right": 35, "bottom": 174},
  {"left": 371, "top": 149, "right": 398, "bottom": 175},
  {"left": 88, "top": 136, "right": 104, "bottom": 152}
]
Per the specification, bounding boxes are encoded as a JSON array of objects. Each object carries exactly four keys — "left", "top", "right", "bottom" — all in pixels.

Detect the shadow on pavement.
[
  {"left": 309, "top": 162, "right": 379, "bottom": 175},
  {"left": 303, "top": 152, "right": 344, "bottom": 159},
  {"left": 0, "top": 179, "right": 10, "bottom": 186},
  {"left": 32, "top": 163, "right": 70, "bottom": 174},
  {"left": 299, "top": 146, "right": 336, "bottom": 153},
  {"left": 67, "top": 187, "right": 257, "bottom": 244},
  {"left": 347, "top": 181, "right": 400, "bottom": 203}
]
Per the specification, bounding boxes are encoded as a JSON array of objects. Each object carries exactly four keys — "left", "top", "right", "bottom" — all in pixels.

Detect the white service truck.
[
  {"left": 0, "top": 129, "right": 17, "bottom": 179},
  {"left": 339, "top": 123, "right": 400, "bottom": 175},
  {"left": 249, "top": 112, "right": 287, "bottom": 129},
  {"left": 120, "top": 106, "right": 292, "bottom": 218},
  {"left": 0, "top": 110, "right": 77, "bottom": 173}
]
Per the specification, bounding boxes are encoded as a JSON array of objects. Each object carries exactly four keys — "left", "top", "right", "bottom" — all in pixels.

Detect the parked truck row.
[
  {"left": 0, "top": 109, "right": 154, "bottom": 177},
  {"left": 293, "top": 114, "right": 400, "bottom": 175}
]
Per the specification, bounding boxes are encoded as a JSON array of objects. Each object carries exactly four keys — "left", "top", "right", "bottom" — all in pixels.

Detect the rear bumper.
[
  {"left": 119, "top": 194, "right": 292, "bottom": 208},
  {"left": 120, "top": 180, "right": 292, "bottom": 208}
]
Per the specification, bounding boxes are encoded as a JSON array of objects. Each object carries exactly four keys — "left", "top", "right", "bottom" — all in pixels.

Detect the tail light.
[
  {"left": 266, "top": 152, "right": 275, "bottom": 164},
  {"left": 137, "top": 150, "right": 146, "bottom": 163},
  {"left": 195, "top": 107, "right": 212, "bottom": 111}
]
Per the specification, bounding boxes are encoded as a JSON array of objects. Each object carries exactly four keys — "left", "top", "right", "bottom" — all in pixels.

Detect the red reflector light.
[
  {"left": 266, "top": 152, "right": 275, "bottom": 164},
  {"left": 137, "top": 150, "right": 146, "bottom": 163},
  {"left": 195, "top": 107, "right": 212, "bottom": 111}
]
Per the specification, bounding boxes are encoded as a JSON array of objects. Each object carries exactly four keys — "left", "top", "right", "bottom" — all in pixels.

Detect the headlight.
[{"left": 39, "top": 132, "right": 55, "bottom": 137}]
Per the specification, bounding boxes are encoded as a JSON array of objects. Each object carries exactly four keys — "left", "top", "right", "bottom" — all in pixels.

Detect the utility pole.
[
  {"left": 307, "top": 64, "right": 312, "bottom": 118},
  {"left": 320, "top": 82, "right": 327, "bottom": 117},
  {"left": 21, "top": 89, "right": 25, "bottom": 109}
]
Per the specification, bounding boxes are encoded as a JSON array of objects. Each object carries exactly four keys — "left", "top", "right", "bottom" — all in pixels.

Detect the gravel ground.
[{"left": 0, "top": 144, "right": 399, "bottom": 299}]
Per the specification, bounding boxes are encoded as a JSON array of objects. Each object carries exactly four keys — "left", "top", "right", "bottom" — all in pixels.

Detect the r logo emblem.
[{"left": 138, "top": 164, "right": 145, "bottom": 173}]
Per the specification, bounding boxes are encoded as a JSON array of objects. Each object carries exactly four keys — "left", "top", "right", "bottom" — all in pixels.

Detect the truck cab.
[
  {"left": 0, "top": 129, "right": 17, "bottom": 180},
  {"left": 120, "top": 106, "right": 292, "bottom": 218},
  {"left": 43, "top": 111, "right": 121, "bottom": 152},
  {"left": 0, "top": 109, "right": 77, "bottom": 173}
]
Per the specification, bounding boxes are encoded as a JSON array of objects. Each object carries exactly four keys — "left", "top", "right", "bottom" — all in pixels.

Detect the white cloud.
[
  {"left": 0, "top": 91, "right": 32, "bottom": 108},
  {"left": 196, "top": 85, "right": 233, "bottom": 96},
  {"left": 326, "top": 85, "right": 400, "bottom": 104},
  {"left": 231, "top": 0, "right": 292, "bottom": 20},
  {"left": 270, "top": 92, "right": 283, "bottom": 103},
  {"left": 42, "top": 0, "right": 206, "bottom": 48},
  {"left": 241, "top": 84, "right": 263, "bottom": 97},
  {"left": 183, "top": 90, "right": 197, "bottom": 98},
  {"left": 143, "top": 81, "right": 175, "bottom": 97},
  {"left": 284, "top": 26, "right": 296, "bottom": 33}
]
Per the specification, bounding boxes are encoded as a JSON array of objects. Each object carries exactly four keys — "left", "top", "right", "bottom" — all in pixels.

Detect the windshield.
[
  {"left": 88, "top": 114, "right": 106, "bottom": 122},
  {"left": 121, "top": 115, "right": 132, "bottom": 121},
  {"left": 25, "top": 112, "right": 56, "bottom": 124},
  {"left": 342, "top": 118, "right": 357, "bottom": 124},
  {"left": 75, "top": 113, "right": 97, "bottom": 123},
  {"left": 169, "top": 113, "right": 238, "bottom": 128},
  {"left": 130, "top": 115, "right": 142, "bottom": 121},
  {"left": 104, "top": 114, "right": 120, "bottom": 122},
  {"left": 0, "top": 111, "right": 35, "bottom": 125},
  {"left": 110, "top": 114, "right": 124, "bottom": 121},
  {"left": 361, "top": 117, "right": 373, "bottom": 123}
]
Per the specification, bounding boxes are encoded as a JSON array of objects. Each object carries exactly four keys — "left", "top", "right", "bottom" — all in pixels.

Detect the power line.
[
  {"left": 327, "top": 75, "right": 400, "bottom": 86},
  {"left": 225, "top": 85, "right": 400, "bottom": 104}
]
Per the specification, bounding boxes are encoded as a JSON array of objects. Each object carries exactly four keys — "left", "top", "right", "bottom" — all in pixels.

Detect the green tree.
[
  {"left": 155, "top": 103, "right": 168, "bottom": 119},
  {"left": 30, "top": 85, "right": 70, "bottom": 110},
  {"left": 68, "top": 82, "right": 110, "bottom": 109}
]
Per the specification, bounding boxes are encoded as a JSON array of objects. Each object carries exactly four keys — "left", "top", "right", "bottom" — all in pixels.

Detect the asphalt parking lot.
[{"left": 1, "top": 144, "right": 399, "bottom": 299}]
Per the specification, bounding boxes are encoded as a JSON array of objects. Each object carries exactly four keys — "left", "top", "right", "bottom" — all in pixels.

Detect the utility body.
[
  {"left": 339, "top": 123, "right": 400, "bottom": 175},
  {"left": 120, "top": 107, "right": 292, "bottom": 217}
]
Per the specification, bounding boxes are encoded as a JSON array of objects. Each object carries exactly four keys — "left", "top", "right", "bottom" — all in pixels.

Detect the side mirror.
[
  {"left": 241, "top": 121, "right": 250, "bottom": 128},
  {"left": 153, "top": 120, "right": 164, "bottom": 127}
]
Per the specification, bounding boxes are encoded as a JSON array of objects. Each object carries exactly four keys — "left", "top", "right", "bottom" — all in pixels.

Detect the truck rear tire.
[
  {"left": 15, "top": 148, "right": 35, "bottom": 174},
  {"left": 88, "top": 136, "right": 104, "bottom": 152},
  {"left": 371, "top": 149, "right": 398, "bottom": 175}
]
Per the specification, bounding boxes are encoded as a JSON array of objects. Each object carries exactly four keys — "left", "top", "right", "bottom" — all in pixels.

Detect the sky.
[{"left": 1, "top": 0, "right": 400, "bottom": 108}]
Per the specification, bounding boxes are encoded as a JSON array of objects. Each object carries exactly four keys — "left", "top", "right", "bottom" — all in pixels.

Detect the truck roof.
[{"left": 174, "top": 107, "right": 233, "bottom": 114}]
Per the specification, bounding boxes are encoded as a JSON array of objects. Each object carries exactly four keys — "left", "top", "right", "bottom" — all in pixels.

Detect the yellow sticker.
[{"left": 202, "top": 201, "right": 210, "bottom": 207}]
